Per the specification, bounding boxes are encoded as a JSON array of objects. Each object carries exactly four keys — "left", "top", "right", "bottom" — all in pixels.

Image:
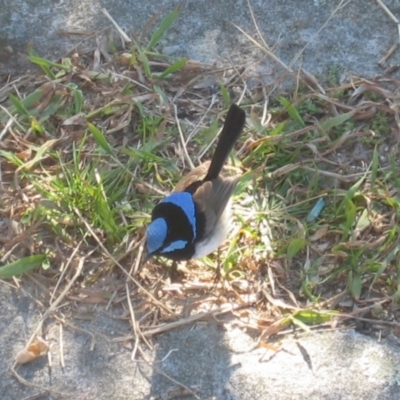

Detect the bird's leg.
[
  {"left": 169, "top": 260, "right": 186, "bottom": 282},
  {"left": 213, "top": 248, "right": 222, "bottom": 285},
  {"left": 169, "top": 260, "right": 179, "bottom": 281}
]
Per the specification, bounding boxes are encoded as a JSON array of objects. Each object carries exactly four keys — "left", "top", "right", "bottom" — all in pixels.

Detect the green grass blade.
[
  {"left": 370, "top": 145, "right": 379, "bottom": 190},
  {"left": 136, "top": 43, "right": 152, "bottom": 77},
  {"left": 147, "top": 5, "right": 181, "bottom": 50},
  {"left": 0, "top": 150, "right": 24, "bottom": 166},
  {"left": 9, "top": 93, "right": 31, "bottom": 117},
  {"left": 342, "top": 198, "right": 356, "bottom": 241},
  {"left": 292, "top": 310, "right": 337, "bottom": 325},
  {"left": 279, "top": 96, "right": 305, "bottom": 128},
  {"left": 153, "top": 85, "right": 169, "bottom": 104},
  {"left": 321, "top": 111, "right": 354, "bottom": 133},
  {"left": 348, "top": 271, "right": 362, "bottom": 300},
  {"left": 158, "top": 58, "right": 188, "bottom": 79},
  {"left": 220, "top": 84, "right": 231, "bottom": 109},
  {"left": 73, "top": 87, "right": 84, "bottom": 113},
  {"left": 87, "top": 123, "right": 114, "bottom": 154},
  {"left": 20, "top": 87, "right": 48, "bottom": 110},
  {"left": 336, "top": 172, "right": 368, "bottom": 217},
  {"left": 287, "top": 238, "right": 307, "bottom": 258},
  {"left": 28, "top": 52, "right": 70, "bottom": 71},
  {"left": 0, "top": 254, "right": 47, "bottom": 279}
]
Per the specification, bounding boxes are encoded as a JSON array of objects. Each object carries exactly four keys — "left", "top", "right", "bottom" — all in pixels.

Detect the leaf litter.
[{"left": 1, "top": 4, "right": 400, "bottom": 396}]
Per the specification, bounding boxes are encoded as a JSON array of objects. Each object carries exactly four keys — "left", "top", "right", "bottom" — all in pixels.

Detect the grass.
[{"left": 1, "top": 6, "right": 400, "bottom": 368}]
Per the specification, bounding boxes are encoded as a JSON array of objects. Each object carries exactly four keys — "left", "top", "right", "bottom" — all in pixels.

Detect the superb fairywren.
[{"left": 145, "top": 104, "right": 246, "bottom": 261}]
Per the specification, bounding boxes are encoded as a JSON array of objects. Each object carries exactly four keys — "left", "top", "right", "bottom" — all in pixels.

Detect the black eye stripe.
[
  {"left": 152, "top": 202, "right": 195, "bottom": 243},
  {"left": 150, "top": 198, "right": 206, "bottom": 261}
]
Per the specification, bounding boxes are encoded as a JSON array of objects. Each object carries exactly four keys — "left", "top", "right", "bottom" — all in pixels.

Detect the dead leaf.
[
  {"left": 62, "top": 113, "right": 86, "bottom": 126},
  {"left": 310, "top": 226, "right": 329, "bottom": 241},
  {"left": 259, "top": 341, "right": 282, "bottom": 352},
  {"left": 15, "top": 148, "right": 32, "bottom": 162},
  {"left": 15, "top": 337, "right": 49, "bottom": 364}
]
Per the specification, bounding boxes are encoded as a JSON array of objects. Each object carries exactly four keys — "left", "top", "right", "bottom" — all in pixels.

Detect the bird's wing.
[
  {"left": 173, "top": 161, "right": 210, "bottom": 193},
  {"left": 193, "top": 176, "right": 238, "bottom": 236}
]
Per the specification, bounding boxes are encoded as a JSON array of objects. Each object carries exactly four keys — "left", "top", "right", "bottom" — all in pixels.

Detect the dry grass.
[{"left": 1, "top": 4, "right": 400, "bottom": 395}]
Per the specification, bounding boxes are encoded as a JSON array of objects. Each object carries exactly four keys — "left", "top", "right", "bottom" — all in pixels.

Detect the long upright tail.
[{"left": 204, "top": 104, "right": 246, "bottom": 181}]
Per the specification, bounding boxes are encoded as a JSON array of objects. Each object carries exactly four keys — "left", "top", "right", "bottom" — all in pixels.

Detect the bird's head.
[{"left": 145, "top": 217, "right": 189, "bottom": 260}]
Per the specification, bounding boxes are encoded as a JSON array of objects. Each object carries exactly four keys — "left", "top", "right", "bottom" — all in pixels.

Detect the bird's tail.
[{"left": 205, "top": 104, "right": 246, "bottom": 181}]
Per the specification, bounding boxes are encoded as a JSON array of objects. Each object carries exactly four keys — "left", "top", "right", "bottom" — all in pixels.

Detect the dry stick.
[
  {"left": 289, "top": 0, "right": 351, "bottom": 69},
  {"left": 125, "top": 283, "right": 153, "bottom": 352},
  {"left": 10, "top": 373, "right": 70, "bottom": 398},
  {"left": 59, "top": 323, "right": 65, "bottom": 368},
  {"left": 73, "top": 207, "right": 173, "bottom": 315},
  {"left": 230, "top": 21, "right": 292, "bottom": 73},
  {"left": 0, "top": 102, "right": 31, "bottom": 132},
  {"left": 246, "top": 0, "right": 270, "bottom": 52},
  {"left": 15, "top": 256, "right": 85, "bottom": 364},
  {"left": 143, "top": 302, "right": 253, "bottom": 337},
  {"left": 376, "top": 0, "right": 400, "bottom": 52},
  {"left": 127, "top": 290, "right": 141, "bottom": 360},
  {"left": 0, "top": 117, "right": 14, "bottom": 141},
  {"left": 301, "top": 166, "right": 367, "bottom": 183},
  {"left": 86, "top": 107, "right": 167, "bottom": 198},
  {"left": 11, "top": 257, "right": 86, "bottom": 396},
  {"left": 53, "top": 315, "right": 97, "bottom": 351},
  {"left": 137, "top": 346, "right": 201, "bottom": 400},
  {"left": 128, "top": 238, "right": 145, "bottom": 276},
  {"left": 196, "top": 95, "right": 220, "bottom": 159},
  {"left": 197, "top": 88, "right": 248, "bottom": 161},
  {"left": 50, "top": 236, "right": 86, "bottom": 304},
  {"left": 101, "top": 8, "right": 132, "bottom": 44},
  {"left": 186, "top": 100, "right": 215, "bottom": 145},
  {"left": 0, "top": 75, "right": 31, "bottom": 100},
  {"left": 376, "top": 0, "right": 399, "bottom": 24},
  {"left": 174, "top": 104, "right": 195, "bottom": 170},
  {"left": 379, "top": 44, "right": 398, "bottom": 66}
]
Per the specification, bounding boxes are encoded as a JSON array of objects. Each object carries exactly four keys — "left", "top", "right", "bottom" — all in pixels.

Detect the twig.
[
  {"left": 53, "top": 315, "right": 97, "bottom": 351},
  {"left": 59, "top": 323, "right": 65, "bottom": 368},
  {"left": 137, "top": 346, "right": 200, "bottom": 400},
  {"left": 230, "top": 21, "right": 292, "bottom": 73},
  {"left": 290, "top": 0, "right": 352, "bottom": 69},
  {"left": 379, "top": 44, "right": 398, "bottom": 66},
  {"left": 143, "top": 302, "right": 253, "bottom": 337},
  {"left": 125, "top": 283, "right": 152, "bottom": 353},
  {"left": 101, "top": 8, "right": 132, "bottom": 44},
  {"left": 11, "top": 265, "right": 84, "bottom": 397},
  {"left": 50, "top": 236, "right": 86, "bottom": 304},
  {"left": 12, "top": 257, "right": 85, "bottom": 370},
  {"left": 73, "top": 207, "right": 173, "bottom": 315},
  {"left": 174, "top": 104, "right": 195, "bottom": 170}
]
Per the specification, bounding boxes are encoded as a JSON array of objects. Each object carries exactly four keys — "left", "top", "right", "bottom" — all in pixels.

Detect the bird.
[{"left": 145, "top": 103, "right": 246, "bottom": 261}]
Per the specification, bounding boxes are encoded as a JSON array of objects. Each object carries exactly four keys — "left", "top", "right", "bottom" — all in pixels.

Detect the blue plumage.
[
  {"left": 162, "top": 192, "right": 197, "bottom": 238},
  {"left": 146, "top": 191, "right": 197, "bottom": 255},
  {"left": 145, "top": 104, "right": 246, "bottom": 261},
  {"left": 146, "top": 218, "right": 168, "bottom": 254},
  {"left": 161, "top": 239, "right": 188, "bottom": 253}
]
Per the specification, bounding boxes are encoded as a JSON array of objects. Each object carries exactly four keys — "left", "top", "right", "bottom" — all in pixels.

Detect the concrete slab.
[{"left": 1, "top": 0, "right": 400, "bottom": 81}]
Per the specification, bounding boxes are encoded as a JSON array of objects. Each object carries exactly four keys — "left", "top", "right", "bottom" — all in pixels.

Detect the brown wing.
[
  {"left": 192, "top": 176, "right": 238, "bottom": 236},
  {"left": 173, "top": 161, "right": 211, "bottom": 193}
]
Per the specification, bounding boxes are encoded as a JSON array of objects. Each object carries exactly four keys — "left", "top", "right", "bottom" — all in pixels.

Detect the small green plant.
[
  {"left": 327, "top": 64, "right": 340, "bottom": 86},
  {"left": 0, "top": 5, "right": 399, "bottom": 344},
  {"left": 369, "top": 112, "right": 391, "bottom": 136}
]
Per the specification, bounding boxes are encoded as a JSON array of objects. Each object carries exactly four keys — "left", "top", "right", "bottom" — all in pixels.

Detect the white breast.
[{"left": 193, "top": 200, "right": 232, "bottom": 258}]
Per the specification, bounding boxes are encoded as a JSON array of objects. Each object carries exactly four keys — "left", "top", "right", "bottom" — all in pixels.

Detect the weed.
[
  {"left": 327, "top": 64, "right": 341, "bottom": 86},
  {"left": 0, "top": 7, "right": 399, "bottom": 346}
]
